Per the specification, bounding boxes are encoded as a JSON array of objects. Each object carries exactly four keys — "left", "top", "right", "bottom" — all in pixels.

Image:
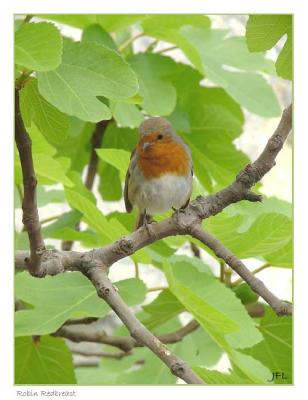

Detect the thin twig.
[
  {"left": 147, "top": 286, "right": 168, "bottom": 293},
  {"left": 119, "top": 32, "right": 144, "bottom": 52},
  {"left": 219, "top": 261, "right": 225, "bottom": 282},
  {"left": 133, "top": 261, "right": 140, "bottom": 279},
  {"left": 155, "top": 45, "right": 178, "bottom": 54}
]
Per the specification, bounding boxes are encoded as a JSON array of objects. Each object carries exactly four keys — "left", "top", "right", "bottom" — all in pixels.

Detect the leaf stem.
[
  {"left": 147, "top": 286, "right": 168, "bottom": 292},
  {"left": 155, "top": 45, "right": 178, "bottom": 54},
  {"left": 119, "top": 32, "right": 144, "bottom": 52},
  {"left": 232, "top": 263, "right": 271, "bottom": 286}
]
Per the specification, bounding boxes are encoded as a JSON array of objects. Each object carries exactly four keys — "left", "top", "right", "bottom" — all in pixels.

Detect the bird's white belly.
[{"left": 134, "top": 174, "right": 192, "bottom": 214}]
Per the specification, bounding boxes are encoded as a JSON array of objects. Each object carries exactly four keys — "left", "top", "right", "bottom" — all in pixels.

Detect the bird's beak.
[{"left": 143, "top": 142, "right": 152, "bottom": 150}]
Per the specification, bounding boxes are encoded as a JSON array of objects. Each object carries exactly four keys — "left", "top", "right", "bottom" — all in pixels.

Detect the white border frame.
[{"left": 1, "top": 1, "right": 306, "bottom": 400}]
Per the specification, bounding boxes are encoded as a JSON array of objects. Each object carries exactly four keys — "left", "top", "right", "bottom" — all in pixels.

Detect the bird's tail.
[{"left": 135, "top": 212, "right": 152, "bottom": 231}]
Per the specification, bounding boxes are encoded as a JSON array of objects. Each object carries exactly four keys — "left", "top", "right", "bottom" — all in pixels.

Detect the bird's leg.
[
  {"left": 142, "top": 210, "right": 157, "bottom": 238},
  {"left": 172, "top": 206, "right": 186, "bottom": 225}
]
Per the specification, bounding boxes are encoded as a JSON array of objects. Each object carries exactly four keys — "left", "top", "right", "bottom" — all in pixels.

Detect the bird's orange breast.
[{"left": 137, "top": 138, "right": 190, "bottom": 179}]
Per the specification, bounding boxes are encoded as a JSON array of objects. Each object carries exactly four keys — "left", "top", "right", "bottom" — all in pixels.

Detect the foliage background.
[{"left": 14, "top": 14, "right": 292, "bottom": 385}]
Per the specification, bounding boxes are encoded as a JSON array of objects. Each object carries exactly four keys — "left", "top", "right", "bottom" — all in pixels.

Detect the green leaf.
[
  {"left": 193, "top": 366, "right": 253, "bottom": 384},
  {"left": 142, "top": 289, "right": 185, "bottom": 329},
  {"left": 15, "top": 271, "right": 146, "bottom": 336},
  {"left": 233, "top": 283, "right": 259, "bottom": 305},
  {"left": 142, "top": 15, "right": 211, "bottom": 49},
  {"left": 176, "top": 83, "right": 247, "bottom": 191},
  {"left": 43, "top": 14, "right": 145, "bottom": 32},
  {"left": 205, "top": 212, "right": 292, "bottom": 264},
  {"left": 15, "top": 336, "right": 76, "bottom": 384},
  {"left": 15, "top": 22, "right": 62, "bottom": 71},
  {"left": 242, "top": 307, "right": 292, "bottom": 383},
  {"left": 37, "top": 40, "right": 139, "bottom": 122},
  {"left": 55, "top": 117, "right": 94, "bottom": 172},
  {"left": 36, "top": 186, "right": 65, "bottom": 207},
  {"left": 96, "top": 148, "right": 130, "bottom": 178},
  {"left": 175, "top": 328, "right": 223, "bottom": 368},
  {"left": 111, "top": 101, "right": 143, "bottom": 128},
  {"left": 164, "top": 258, "right": 263, "bottom": 350},
  {"left": 98, "top": 164, "right": 122, "bottom": 201},
  {"left": 64, "top": 189, "right": 126, "bottom": 241},
  {"left": 82, "top": 24, "right": 117, "bottom": 50},
  {"left": 246, "top": 15, "right": 292, "bottom": 80},
  {"left": 180, "top": 26, "right": 280, "bottom": 117},
  {"left": 129, "top": 53, "right": 177, "bottom": 116},
  {"left": 34, "top": 153, "right": 73, "bottom": 187},
  {"left": 19, "top": 79, "right": 70, "bottom": 146}
]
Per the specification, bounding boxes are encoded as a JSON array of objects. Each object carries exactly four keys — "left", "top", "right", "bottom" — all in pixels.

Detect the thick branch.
[
  {"left": 15, "top": 106, "right": 293, "bottom": 315},
  {"left": 192, "top": 226, "right": 292, "bottom": 316},
  {"left": 83, "top": 265, "right": 204, "bottom": 383},
  {"left": 15, "top": 89, "right": 45, "bottom": 276}
]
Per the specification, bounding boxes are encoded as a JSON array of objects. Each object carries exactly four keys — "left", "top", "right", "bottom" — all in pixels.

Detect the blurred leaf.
[
  {"left": 15, "top": 22, "right": 62, "bottom": 71},
  {"left": 176, "top": 82, "right": 247, "bottom": 191},
  {"left": 194, "top": 366, "right": 253, "bottom": 384},
  {"left": 37, "top": 40, "right": 139, "bottom": 122},
  {"left": 180, "top": 27, "right": 281, "bottom": 117},
  {"left": 175, "top": 327, "right": 222, "bottom": 368},
  {"left": 142, "top": 15, "right": 211, "bottom": 51},
  {"left": 15, "top": 272, "right": 146, "bottom": 336},
  {"left": 15, "top": 231, "right": 29, "bottom": 251},
  {"left": 246, "top": 15, "right": 292, "bottom": 80},
  {"left": 43, "top": 14, "right": 145, "bottom": 32},
  {"left": 205, "top": 212, "right": 292, "bottom": 264},
  {"left": 34, "top": 153, "right": 73, "bottom": 187},
  {"left": 20, "top": 79, "right": 69, "bottom": 145},
  {"left": 242, "top": 307, "right": 292, "bottom": 383},
  {"left": 233, "top": 283, "right": 259, "bottom": 305},
  {"left": 98, "top": 164, "right": 122, "bottom": 201},
  {"left": 111, "top": 101, "right": 143, "bottom": 128},
  {"left": 36, "top": 186, "right": 65, "bottom": 207},
  {"left": 96, "top": 148, "right": 130, "bottom": 178},
  {"left": 98, "top": 124, "right": 138, "bottom": 201},
  {"left": 265, "top": 240, "right": 292, "bottom": 268},
  {"left": 82, "top": 24, "right": 117, "bottom": 50},
  {"left": 142, "top": 289, "right": 185, "bottom": 329},
  {"left": 164, "top": 259, "right": 263, "bottom": 350},
  {"left": 15, "top": 336, "right": 76, "bottom": 384},
  {"left": 129, "top": 53, "right": 177, "bottom": 116},
  {"left": 56, "top": 118, "right": 94, "bottom": 172},
  {"left": 64, "top": 189, "right": 126, "bottom": 241}
]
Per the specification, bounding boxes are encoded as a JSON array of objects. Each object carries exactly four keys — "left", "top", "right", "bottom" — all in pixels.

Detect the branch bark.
[
  {"left": 15, "top": 105, "right": 292, "bottom": 384},
  {"left": 83, "top": 265, "right": 204, "bottom": 383},
  {"left": 191, "top": 227, "right": 292, "bottom": 316},
  {"left": 15, "top": 105, "right": 293, "bottom": 314},
  {"left": 15, "top": 89, "right": 46, "bottom": 276}
]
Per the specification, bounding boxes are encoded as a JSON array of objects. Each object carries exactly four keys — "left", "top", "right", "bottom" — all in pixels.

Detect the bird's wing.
[{"left": 124, "top": 148, "right": 136, "bottom": 213}]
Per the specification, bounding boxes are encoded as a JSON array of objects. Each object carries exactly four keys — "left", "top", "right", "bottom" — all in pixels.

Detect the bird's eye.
[{"left": 157, "top": 134, "right": 163, "bottom": 140}]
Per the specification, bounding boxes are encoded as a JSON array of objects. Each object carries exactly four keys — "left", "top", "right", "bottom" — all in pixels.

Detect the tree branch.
[
  {"left": 191, "top": 226, "right": 292, "bottom": 316},
  {"left": 82, "top": 264, "right": 204, "bottom": 383},
  {"left": 15, "top": 89, "right": 46, "bottom": 276},
  {"left": 15, "top": 105, "right": 292, "bottom": 384},
  {"left": 15, "top": 106, "right": 293, "bottom": 314}
]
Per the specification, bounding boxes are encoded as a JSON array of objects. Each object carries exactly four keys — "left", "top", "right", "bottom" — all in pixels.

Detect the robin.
[{"left": 124, "top": 117, "right": 193, "bottom": 230}]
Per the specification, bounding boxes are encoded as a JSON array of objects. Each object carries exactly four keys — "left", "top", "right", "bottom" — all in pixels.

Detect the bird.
[{"left": 124, "top": 117, "right": 193, "bottom": 230}]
